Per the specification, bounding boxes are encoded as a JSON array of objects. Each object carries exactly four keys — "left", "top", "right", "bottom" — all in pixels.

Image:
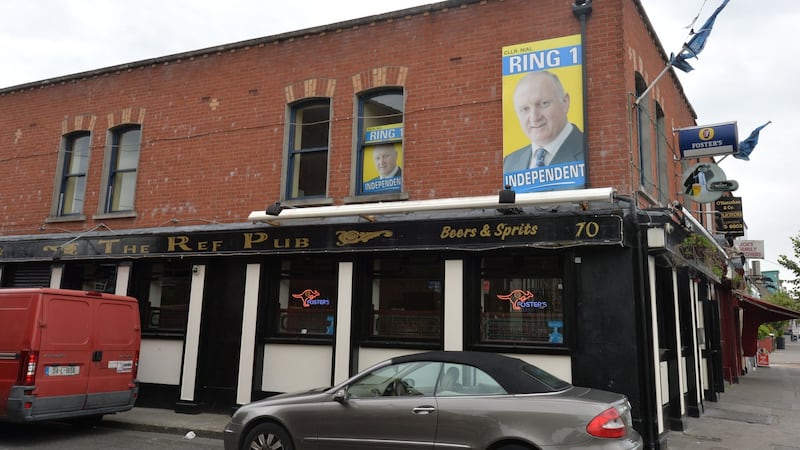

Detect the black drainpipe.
[{"left": 572, "top": 0, "right": 592, "bottom": 184}]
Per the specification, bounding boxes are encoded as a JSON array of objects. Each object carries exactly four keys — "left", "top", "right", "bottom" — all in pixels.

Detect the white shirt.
[{"left": 528, "top": 123, "right": 574, "bottom": 168}]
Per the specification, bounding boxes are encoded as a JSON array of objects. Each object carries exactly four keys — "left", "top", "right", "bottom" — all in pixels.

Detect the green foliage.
[
  {"left": 679, "top": 234, "right": 726, "bottom": 278},
  {"left": 777, "top": 231, "right": 800, "bottom": 300},
  {"left": 761, "top": 291, "right": 800, "bottom": 337}
]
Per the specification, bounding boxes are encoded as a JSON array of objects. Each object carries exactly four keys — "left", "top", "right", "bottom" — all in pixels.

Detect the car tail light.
[
  {"left": 18, "top": 351, "right": 38, "bottom": 386},
  {"left": 586, "top": 405, "right": 629, "bottom": 439}
]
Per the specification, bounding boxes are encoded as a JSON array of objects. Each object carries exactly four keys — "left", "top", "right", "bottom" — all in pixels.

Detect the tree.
[
  {"left": 758, "top": 290, "right": 799, "bottom": 339},
  {"left": 777, "top": 231, "right": 800, "bottom": 299}
]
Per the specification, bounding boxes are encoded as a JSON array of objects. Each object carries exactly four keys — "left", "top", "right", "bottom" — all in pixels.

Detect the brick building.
[{"left": 0, "top": 1, "right": 744, "bottom": 447}]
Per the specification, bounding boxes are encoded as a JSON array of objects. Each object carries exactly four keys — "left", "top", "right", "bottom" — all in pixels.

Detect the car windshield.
[{"left": 521, "top": 363, "right": 571, "bottom": 391}]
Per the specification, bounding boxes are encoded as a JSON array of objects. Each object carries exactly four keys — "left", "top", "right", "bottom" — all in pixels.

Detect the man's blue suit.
[{"left": 503, "top": 126, "right": 584, "bottom": 173}]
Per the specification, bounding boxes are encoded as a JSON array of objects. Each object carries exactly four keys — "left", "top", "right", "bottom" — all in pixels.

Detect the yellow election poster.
[{"left": 502, "top": 34, "right": 585, "bottom": 193}]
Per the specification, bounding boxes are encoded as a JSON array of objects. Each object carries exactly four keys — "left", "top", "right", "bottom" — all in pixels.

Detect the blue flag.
[
  {"left": 671, "top": 0, "right": 730, "bottom": 72},
  {"left": 735, "top": 121, "right": 771, "bottom": 161}
]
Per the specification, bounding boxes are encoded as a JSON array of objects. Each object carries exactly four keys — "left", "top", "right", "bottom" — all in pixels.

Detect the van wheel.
[{"left": 242, "top": 423, "right": 293, "bottom": 450}]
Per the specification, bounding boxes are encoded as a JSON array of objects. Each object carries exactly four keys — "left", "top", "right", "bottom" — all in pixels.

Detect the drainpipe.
[{"left": 572, "top": 0, "right": 592, "bottom": 183}]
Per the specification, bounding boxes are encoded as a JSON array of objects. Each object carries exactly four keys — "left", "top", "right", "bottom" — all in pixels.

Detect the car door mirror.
[{"left": 333, "top": 388, "right": 349, "bottom": 403}]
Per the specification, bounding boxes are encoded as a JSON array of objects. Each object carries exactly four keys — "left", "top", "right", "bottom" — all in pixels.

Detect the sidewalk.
[
  {"left": 666, "top": 337, "right": 800, "bottom": 450},
  {"left": 104, "top": 340, "right": 800, "bottom": 448},
  {"left": 104, "top": 406, "right": 229, "bottom": 440}
]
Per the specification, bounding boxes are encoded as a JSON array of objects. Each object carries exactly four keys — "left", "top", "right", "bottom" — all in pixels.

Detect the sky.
[{"left": 1, "top": 0, "right": 796, "bottom": 280}]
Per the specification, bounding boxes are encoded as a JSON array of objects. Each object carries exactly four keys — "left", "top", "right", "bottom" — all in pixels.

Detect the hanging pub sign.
[
  {"left": 681, "top": 162, "right": 738, "bottom": 204},
  {"left": 677, "top": 122, "right": 738, "bottom": 159},
  {"left": 714, "top": 196, "right": 745, "bottom": 237}
]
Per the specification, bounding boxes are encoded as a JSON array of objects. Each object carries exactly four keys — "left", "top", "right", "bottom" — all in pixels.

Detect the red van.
[{"left": 0, "top": 288, "right": 141, "bottom": 423}]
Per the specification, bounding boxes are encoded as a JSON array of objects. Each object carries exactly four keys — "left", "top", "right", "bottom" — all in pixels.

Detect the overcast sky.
[{"left": 2, "top": 0, "right": 796, "bottom": 279}]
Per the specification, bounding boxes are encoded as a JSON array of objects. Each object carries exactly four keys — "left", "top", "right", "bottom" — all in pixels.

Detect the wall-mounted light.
[
  {"left": 498, "top": 185, "right": 516, "bottom": 204},
  {"left": 265, "top": 202, "right": 284, "bottom": 216},
  {"left": 249, "top": 187, "right": 616, "bottom": 223}
]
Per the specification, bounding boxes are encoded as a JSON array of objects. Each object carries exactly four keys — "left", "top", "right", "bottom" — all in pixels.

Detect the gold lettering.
[
  {"left": 168, "top": 235, "right": 191, "bottom": 251},
  {"left": 295, "top": 238, "right": 310, "bottom": 248},
  {"left": 98, "top": 239, "right": 120, "bottom": 253},
  {"left": 123, "top": 245, "right": 138, "bottom": 253},
  {"left": 439, "top": 226, "right": 477, "bottom": 239},
  {"left": 274, "top": 238, "right": 291, "bottom": 249},
  {"left": 243, "top": 232, "right": 269, "bottom": 249}
]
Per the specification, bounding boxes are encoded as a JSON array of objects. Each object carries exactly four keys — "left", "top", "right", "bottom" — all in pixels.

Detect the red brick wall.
[{"left": 0, "top": 0, "right": 696, "bottom": 235}]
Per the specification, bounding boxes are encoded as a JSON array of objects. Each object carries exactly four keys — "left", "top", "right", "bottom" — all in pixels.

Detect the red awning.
[{"left": 737, "top": 292, "right": 800, "bottom": 356}]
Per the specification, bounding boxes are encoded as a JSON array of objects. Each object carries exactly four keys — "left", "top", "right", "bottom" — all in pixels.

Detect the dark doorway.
[{"left": 195, "top": 260, "right": 247, "bottom": 412}]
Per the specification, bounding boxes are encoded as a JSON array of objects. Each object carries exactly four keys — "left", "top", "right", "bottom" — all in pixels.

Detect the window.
[
  {"left": 655, "top": 104, "right": 670, "bottom": 204},
  {"left": 57, "top": 132, "right": 90, "bottom": 216},
  {"left": 287, "top": 100, "right": 330, "bottom": 199},
  {"left": 478, "top": 255, "right": 564, "bottom": 345},
  {"left": 345, "top": 361, "right": 506, "bottom": 398},
  {"left": 61, "top": 263, "right": 117, "bottom": 293},
  {"left": 636, "top": 74, "right": 654, "bottom": 194},
  {"left": 348, "top": 361, "right": 439, "bottom": 398},
  {"left": 271, "top": 257, "right": 337, "bottom": 338},
  {"left": 136, "top": 262, "right": 192, "bottom": 333},
  {"left": 357, "top": 90, "right": 404, "bottom": 195},
  {"left": 435, "top": 363, "right": 506, "bottom": 396},
  {"left": 364, "top": 254, "right": 442, "bottom": 342},
  {"left": 105, "top": 125, "right": 141, "bottom": 212}
]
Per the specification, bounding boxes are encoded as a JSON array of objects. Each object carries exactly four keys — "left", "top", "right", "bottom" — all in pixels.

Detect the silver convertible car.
[{"left": 224, "top": 351, "right": 643, "bottom": 450}]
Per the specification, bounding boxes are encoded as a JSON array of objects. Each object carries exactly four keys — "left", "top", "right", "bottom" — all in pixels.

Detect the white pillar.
[{"left": 180, "top": 264, "right": 205, "bottom": 402}]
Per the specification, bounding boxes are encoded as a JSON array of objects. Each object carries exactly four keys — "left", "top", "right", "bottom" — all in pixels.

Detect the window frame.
[
  {"left": 285, "top": 98, "right": 331, "bottom": 201},
  {"left": 355, "top": 254, "right": 443, "bottom": 347},
  {"left": 53, "top": 131, "right": 91, "bottom": 218},
  {"left": 99, "top": 124, "right": 142, "bottom": 216},
  {"left": 355, "top": 88, "right": 405, "bottom": 197},
  {"left": 263, "top": 256, "right": 338, "bottom": 342},
  {"left": 635, "top": 74, "right": 654, "bottom": 194},
  {"left": 467, "top": 253, "right": 569, "bottom": 351}
]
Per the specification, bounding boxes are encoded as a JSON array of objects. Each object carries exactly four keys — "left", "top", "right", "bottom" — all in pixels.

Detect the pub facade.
[{"left": 0, "top": 1, "right": 740, "bottom": 447}]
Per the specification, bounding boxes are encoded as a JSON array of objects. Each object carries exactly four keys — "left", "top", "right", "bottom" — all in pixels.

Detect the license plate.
[{"left": 45, "top": 365, "right": 80, "bottom": 376}]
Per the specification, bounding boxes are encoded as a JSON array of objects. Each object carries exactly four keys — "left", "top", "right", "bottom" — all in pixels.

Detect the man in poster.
[
  {"left": 503, "top": 71, "right": 584, "bottom": 171},
  {"left": 362, "top": 143, "right": 402, "bottom": 194}
]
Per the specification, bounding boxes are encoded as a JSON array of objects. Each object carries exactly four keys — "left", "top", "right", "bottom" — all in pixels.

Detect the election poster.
[
  {"left": 361, "top": 124, "right": 403, "bottom": 194},
  {"left": 502, "top": 34, "right": 586, "bottom": 193}
]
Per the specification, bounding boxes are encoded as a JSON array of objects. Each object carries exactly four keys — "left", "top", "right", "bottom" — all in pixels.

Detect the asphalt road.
[{"left": 0, "top": 420, "right": 223, "bottom": 449}]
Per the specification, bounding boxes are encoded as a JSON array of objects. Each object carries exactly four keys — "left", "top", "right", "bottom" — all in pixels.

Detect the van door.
[
  {"left": 37, "top": 294, "right": 93, "bottom": 415},
  {"left": 85, "top": 295, "right": 140, "bottom": 409},
  {"left": 0, "top": 291, "right": 38, "bottom": 417}
]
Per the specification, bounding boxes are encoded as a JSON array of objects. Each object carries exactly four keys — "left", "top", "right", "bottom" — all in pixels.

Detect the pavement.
[
  {"left": 664, "top": 336, "right": 800, "bottom": 450},
  {"left": 101, "top": 339, "right": 800, "bottom": 449}
]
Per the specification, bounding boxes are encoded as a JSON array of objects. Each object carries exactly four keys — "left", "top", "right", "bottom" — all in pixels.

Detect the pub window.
[
  {"left": 137, "top": 262, "right": 192, "bottom": 334},
  {"left": 57, "top": 131, "right": 91, "bottom": 216},
  {"left": 103, "top": 125, "right": 141, "bottom": 213},
  {"left": 364, "top": 254, "right": 443, "bottom": 343},
  {"left": 357, "top": 89, "right": 404, "bottom": 195},
  {"left": 61, "top": 263, "right": 117, "bottom": 293},
  {"left": 271, "top": 257, "right": 337, "bottom": 338},
  {"left": 286, "top": 99, "right": 330, "bottom": 200},
  {"left": 478, "top": 254, "right": 565, "bottom": 346}
]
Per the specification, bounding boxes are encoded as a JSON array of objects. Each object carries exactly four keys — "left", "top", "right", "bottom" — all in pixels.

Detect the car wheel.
[
  {"left": 495, "top": 445, "right": 531, "bottom": 450},
  {"left": 242, "top": 423, "right": 294, "bottom": 450}
]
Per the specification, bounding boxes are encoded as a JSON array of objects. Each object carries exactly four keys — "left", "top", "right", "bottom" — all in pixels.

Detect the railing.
[{"left": 372, "top": 309, "right": 440, "bottom": 339}]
